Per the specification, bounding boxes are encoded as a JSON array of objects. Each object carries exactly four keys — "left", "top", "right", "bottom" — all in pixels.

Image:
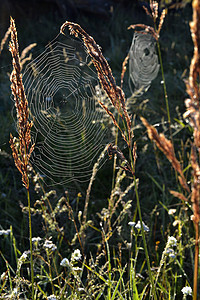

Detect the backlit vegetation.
[{"left": 0, "top": 1, "right": 199, "bottom": 299}]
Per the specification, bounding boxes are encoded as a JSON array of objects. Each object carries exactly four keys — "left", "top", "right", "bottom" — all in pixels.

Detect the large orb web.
[
  {"left": 23, "top": 33, "right": 109, "bottom": 186},
  {"left": 129, "top": 31, "right": 160, "bottom": 96}
]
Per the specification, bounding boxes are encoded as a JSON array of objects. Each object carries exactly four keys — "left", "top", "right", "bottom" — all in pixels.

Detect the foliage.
[{"left": 0, "top": 1, "right": 199, "bottom": 299}]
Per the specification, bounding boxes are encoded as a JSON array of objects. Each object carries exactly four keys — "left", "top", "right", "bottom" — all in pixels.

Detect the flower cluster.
[
  {"left": 17, "top": 251, "right": 29, "bottom": 276},
  {"left": 43, "top": 239, "right": 57, "bottom": 252},
  {"left": 47, "top": 295, "right": 57, "bottom": 300},
  {"left": 165, "top": 236, "right": 177, "bottom": 259},
  {"left": 60, "top": 258, "right": 70, "bottom": 267},
  {"left": 71, "top": 249, "right": 82, "bottom": 262},
  {"left": 128, "top": 220, "right": 149, "bottom": 232},
  {"left": 32, "top": 236, "right": 42, "bottom": 243},
  {"left": 60, "top": 249, "right": 82, "bottom": 276},
  {"left": 181, "top": 286, "right": 192, "bottom": 296},
  {"left": 167, "top": 236, "right": 177, "bottom": 247},
  {"left": 0, "top": 229, "right": 11, "bottom": 236}
]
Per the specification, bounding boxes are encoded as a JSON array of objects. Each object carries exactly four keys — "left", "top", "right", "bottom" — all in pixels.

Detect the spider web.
[
  {"left": 22, "top": 33, "right": 109, "bottom": 186},
  {"left": 129, "top": 31, "right": 160, "bottom": 96}
]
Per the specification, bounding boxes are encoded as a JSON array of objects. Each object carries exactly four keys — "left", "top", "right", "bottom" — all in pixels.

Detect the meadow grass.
[{"left": 0, "top": 1, "right": 199, "bottom": 299}]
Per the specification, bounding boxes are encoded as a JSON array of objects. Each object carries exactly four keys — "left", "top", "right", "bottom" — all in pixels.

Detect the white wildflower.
[
  {"left": 43, "top": 239, "right": 57, "bottom": 252},
  {"left": 47, "top": 295, "right": 57, "bottom": 300},
  {"left": 168, "top": 251, "right": 176, "bottom": 259},
  {"left": 167, "top": 236, "right": 177, "bottom": 247},
  {"left": 8, "top": 287, "right": 19, "bottom": 298},
  {"left": 164, "top": 237, "right": 177, "bottom": 259},
  {"left": 13, "top": 288, "right": 18, "bottom": 295},
  {"left": 169, "top": 252, "right": 176, "bottom": 258},
  {"left": 72, "top": 266, "right": 82, "bottom": 273},
  {"left": 168, "top": 209, "right": 176, "bottom": 215},
  {"left": 181, "top": 286, "right": 192, "bottom": 296},
  {"left": 60, "top": 258, "right": 70, "bottom": 267},
  {"left": 128, "top": 221, "right": 136, "bottom": 227},
  {"left": 1, "top": 272, "right": 7, "bottom": 281},
  {"left": 17, "top": 251, "right": 29, "bottom": 274},
  {"left": 20, "top": 252, "right": 28, "bottom": 261},
  {"left": 71, "top": 249, "right": 82, "bottom": 261},
  {"left": 0, "top": 229, "right": 11, "bottom": 236},
  {"left": 32, "top": 237, "right": 41, "bottom": 243},
  {"left": 166, "top": 248, "right": 176, "bottom": 258},
  {"left": 126, "top": 242, "right": 132, "bottom": 250},
  {"left": 77, "top": 287, "right": 85, "bottom": 293},
  {"left": 135, "top": 221, "right": 149, "bottom": 232}
]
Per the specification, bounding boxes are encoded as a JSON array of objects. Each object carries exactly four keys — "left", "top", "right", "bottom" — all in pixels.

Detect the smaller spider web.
[
  {"left": 22, "top": 33, "right": 110, "bottom": 186},
  {"left": 129, "top": 31, "right": 160, "bottom": 96}
]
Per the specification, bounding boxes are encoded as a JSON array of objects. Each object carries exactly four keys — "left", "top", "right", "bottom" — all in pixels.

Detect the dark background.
[{"left": 0, "top": 0, "right": 194, "bottom": 281}]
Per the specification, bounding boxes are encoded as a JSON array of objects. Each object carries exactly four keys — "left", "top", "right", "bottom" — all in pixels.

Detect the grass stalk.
[
  {"left": 9, "top": 225, "right": 18, "bottom": 265},
  {"left": 108, "top": 112, "right": 120, "bottom": 231},
  {"left": 47, "top": 250, "right": 55, "bottom": 295},
  {"left": 193, "top": 222, "right": 199, "bottom": 300},
  {"left": 156, "top": 40, "right": 173, "bottom": 145},
  {"left": 27, "top": 187, "right": 34, "bottom": 299},
  {"left": 128, "top": 146, "right": 157, "bottom": 299},
  {"left": 9, "top": 17, "right": 35, "bottom": 299},
  {"left": 139, "top": 3, "right": 173, "bottom": 144},
  {"left": 134, "top": 174, "right": 157, "bottom": 300}
]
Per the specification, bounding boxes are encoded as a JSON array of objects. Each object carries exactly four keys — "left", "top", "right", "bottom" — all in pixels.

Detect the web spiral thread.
[
  {"left": 129, "top": 31, "right": 160, "bottom": 96},
  {"left": 22, "top": 34, "right": 108, "bottom": 186}
]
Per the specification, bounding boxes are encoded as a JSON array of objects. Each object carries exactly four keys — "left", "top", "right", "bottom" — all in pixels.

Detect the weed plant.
[{"left": 0, "top": 1, "right": 199, "bottom": 299}]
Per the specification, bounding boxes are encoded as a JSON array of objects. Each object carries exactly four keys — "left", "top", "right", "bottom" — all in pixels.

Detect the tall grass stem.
[
  {"left": 129, "top": 146, "right": 157, "bottom": 299},
  {"left": 27, "top": 187, "right": 34, "bottom": 299},
  {"left": 156, "top": 41, "right": 173, "bottom": 145},
  {"left": 193, "top": 222, "right": 199, "bottom": 300},
  {"left": 134, "top": 174, "right": 157, "bottom": 300}
]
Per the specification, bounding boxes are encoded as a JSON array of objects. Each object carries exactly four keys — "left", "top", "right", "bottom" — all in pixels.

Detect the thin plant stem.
[
  {"left": 27, "top": 187, "right": 34, "bottom": 299},
  {"left": 129, "top": 147, "right": 157, "bottom": 299},
  {"left": 9, "top": 17, "right": 35, "bottom": 298},
  {"left": 156, "top": 41, "right": 173, "bottom": 145},
  {"left": 151, "top": 9, "right": 173, "bottom": 144},
  {"left": 109, "top": 112, "right": 120, "bottom": 224},
  {"left": 134, "top": 174, "right": 157, "bottom": 300},
  {"left": 193, "top": 222, "right": 199, "bottom": 300},
  {"left": 47, "top": 251, "right": 55, "bottom": 295}
]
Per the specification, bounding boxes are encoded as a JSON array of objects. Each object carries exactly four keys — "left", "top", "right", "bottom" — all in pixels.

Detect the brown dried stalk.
[
  {"left": 190, "top": 144, "right": 200, "bottom": 299},
  {"left": 188, "top": 0, "right": 200, "bottom": 98},
  {"left": 20, "top": 43, "right": 37, "bottom": 61},
  {"left": 9, "top": 17, "right": 35, "bottom": 297},
  {"left": 142, "top": 0, "right": 166, "bottom": 38},
  {"left": 121, "top": 53, "right": 129, "bottom": 89},
  {"left": 183, "top": 8, "right": 200, "bottom": 297},
  {"left": 0, "top": 25, "right": 11, "bottom": 54},
  {"left": 141, "top": 117, "right": 189, "bottom": 193},
  {"left": 157, "top": 9, "right": 166, "bottom": 37},
  {"left": 150, "top": 0, "right": 158, "bottom": 20},
  {"left": 169, "top": 190, "right": 188, "bottom": 203},
  {"left": 183, "top": 0, "right": 200, "bottom": 151},
  {"left": 60, "top": 21, "right": 132, "bottom": 146},
  {"left": 184, "top": 0, "right": 200, "bottom": 231},
  {"left": 184, "top": 90, "right": 200, "bottom": 150},
  {"left": 20, "top": 43, "right": 37, "bottom": 69},
  {"left": 128, "top": 7, "right": 166, "bottom": 41},
  {"left": 107, "top": 143, "right": 133, "bottom": 175},
  {"left": 9, "top": 17, "right": 34, "bottom": 189},
  {"left": 128, "top": 24, "right": 159, "bottom": 41},
  {"left": 191, "top": 145, "right": 200, "bottom": 224},
  {"left": 98, "top": 100, "right": 128, "bottom": 145}
]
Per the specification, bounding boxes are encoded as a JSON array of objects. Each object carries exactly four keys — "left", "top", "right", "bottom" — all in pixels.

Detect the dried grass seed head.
[{"left": 61, "top": 21, "right": 132, "bottom": 146}]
